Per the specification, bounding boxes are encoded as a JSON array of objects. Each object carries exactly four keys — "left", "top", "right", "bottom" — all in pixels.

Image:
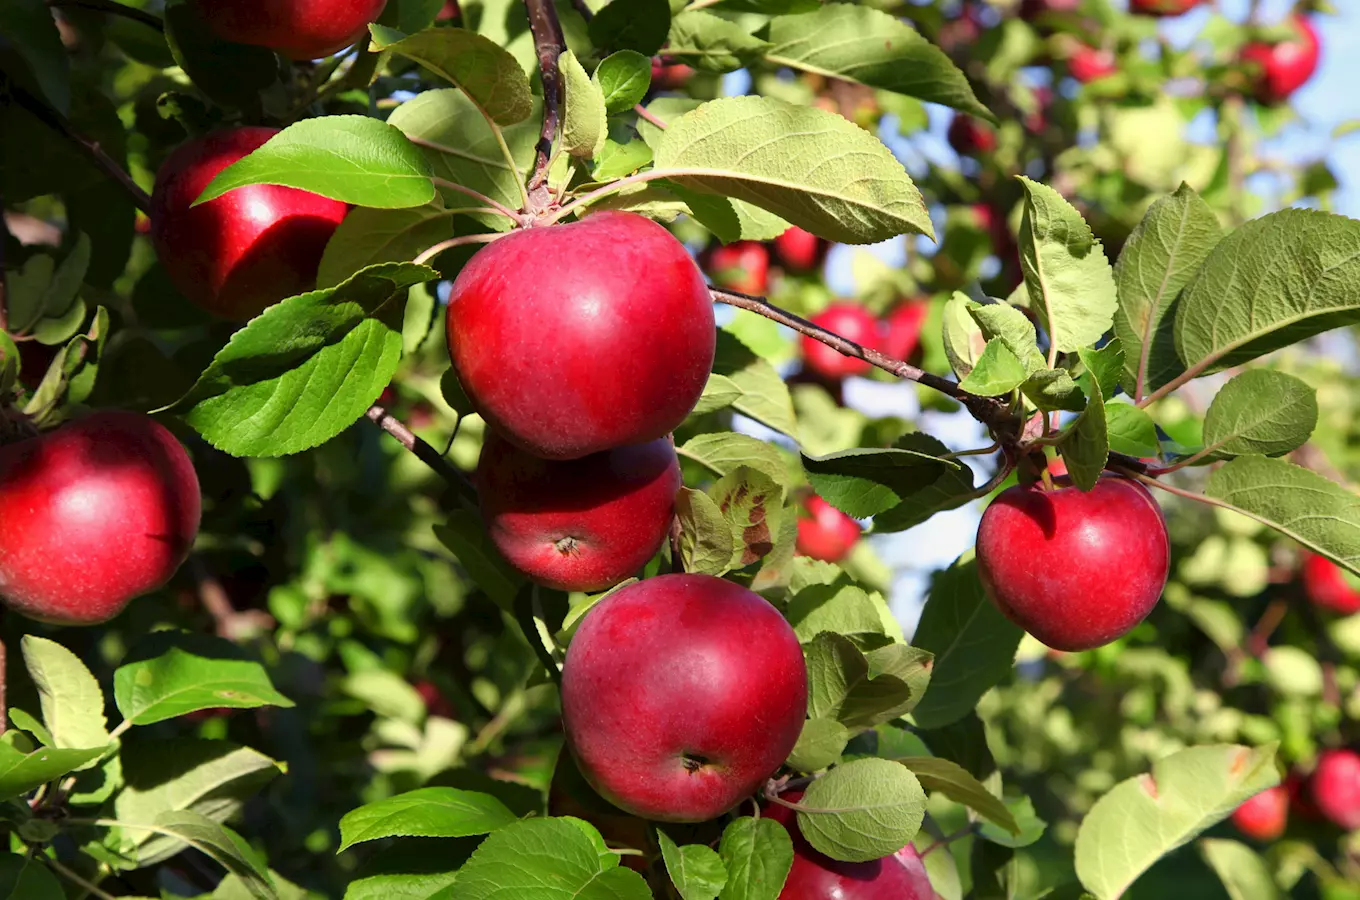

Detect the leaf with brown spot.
[{"left": 708, "top": 466, "right": 783, "bottom": 569}]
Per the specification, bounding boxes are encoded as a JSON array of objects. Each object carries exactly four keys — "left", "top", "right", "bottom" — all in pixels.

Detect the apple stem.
[
  {"left": 45, "top": 0, "right": 163, "bottom": 32},
  {"left": 522, "top": 0, "right": 567, "bottom": 208},
  {"left": 365, "top": 404, "right": 477, "bottom": 506},
  {"left": 920, "top": 825, "right": 974, "bottom": 857}
]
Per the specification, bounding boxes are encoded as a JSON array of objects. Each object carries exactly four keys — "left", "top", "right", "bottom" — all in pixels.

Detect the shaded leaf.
[
  {"left": 658, "top": 830, "right": 728, "bottom": 900},
  {"left": 370, "top": 25, "right": 533, "bottom": 125}
]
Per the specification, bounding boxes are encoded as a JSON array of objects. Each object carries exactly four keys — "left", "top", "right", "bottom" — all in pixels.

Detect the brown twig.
[
  {"left": 568, "top": 0, "right": 594, "bottom": 20},
  {"left": 189, "top": 556, "right": 273, "bottom": 641},
  {"left": 522, "top": 0, "right": 567, "bottom": 206},
  {"left": 47, "top": 0, "right": 163, "bottom": 30},
  {"left": 0, "top": 183, "right": 9, "bottom": 334},
  {"left": 365, "top": 404, "right": 478, "bottom": 505}
]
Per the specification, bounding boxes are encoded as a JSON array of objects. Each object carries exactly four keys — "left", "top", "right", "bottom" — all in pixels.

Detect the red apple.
[
  {"left": 796, "top": 496, "right": 860, "bottom": 563},
  {"left": 801, "top": 303, "right": 879, "bottom": 379},
  {"left": 774, "top": 227, "right": 823, "bottom": 273},
  {"left": 1241, "top": 16, "right": 1320, "bottom": 105},
  {"left": 475, "top": 430, "right": 680, "bottom": 592},
  {"left": 435, "top": 0, "right": 460, "bottom": 20},
  {"left": 651, "top": 59, "right": 695, "bottom": 91},
  {"left": 884, "top": 299, "right": 929, "bottom": 361},
  {"left": 190, "top": 0, "right": 388, "bottom": 60},
  {"left": 561, "top": 574, "right": 807, "bottom": 822},
  {"left": 975, "top": 476, "right": 1170, "bottom": 651},
  {"left": 1232, "top": 785, "right": 1288, "bottom": 841},
  {"left": 766, "top": 791, "right": 934, "bottom": 899},
  {"left": 948, "top": 115, "right": 997, "bottom": 156},
  {"left": 150, "top": 127, "right": 348, "bottom": 321},
  {"left": 1069, "top": 46, "right": 1117, "bottom": 83},
  {"left": 446, "top": 211, "right": 715, "bottom": 460},
  {"left": 708, "top": 241, "right": 770, "bottom": 296},
  {"left": 413, "top": 679, "right": 455, "bottom": 719},
  {"left": 1312, "top": 749, "right": 1360, "bottom": 830},
  {"left": 0, "top": 411, "right": 201, "bottom": 625},
  {"left": 1301, "top": 553, "right": 1360, "bottom": 615},
  {"left": 1287, "top": 771, "right": 1325, "bottom": 822},
  {"left": 1128, "top": 0, "right": 1202, "bottom": 16}
]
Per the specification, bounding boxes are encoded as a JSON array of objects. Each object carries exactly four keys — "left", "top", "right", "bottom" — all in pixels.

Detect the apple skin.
[
  {"left": 801, "top": 303, "right": 879, "bottom": 379},
  {"left": 708, "top": 241, "right": 770, "bottom": 296},
  {"left": 774, "top": 227, "right": 823, "bottom": 273},
  {"left": 561, "top": 573, "right": 808, "bottom": 822},
  {"left": 884, "top": 299, "right": 929, "bottom": 361},
  {"left": 475, "top": 430, "right": 681, "bottom": 592},
  {"left": 0, "top": 411, "right": 201, "bottom": 626},
  {"left": 150, "top": 127, "right": 349, "bottom": 322},
  {"left": 447, "top": 211, "right": 715, "bottom": 460},
  {"left": 191, "top": 0, "right": 388, "bottom": 60},
  {"left": 1312, "top": 749, "right": 1360, "bottom": 830},
  {"left": 1301, "top": 553, "right": 1360, "bottom": 615},
  {"left": 1128, "top": 0, "right": 1202, "bottom": 16},
  {"left": 651, "top": 59, "right": 695, "bottom": 91},
  {"left": 1242, "top": 16, "right": 1320, "bottom": 105},
  {"left": 1069, "top": 47, "right": 1117, "bottom": 83},
  {"left": 796, "top": 496, "right": 860, "bottom": 564},
  {"left": 1232, "top": 785, "right": 1288, "bottom": 841},
  {"left": 766, "top": 792, "right": 934, "bottom": 900},
  {"left": 948, "top": 116, "right": 997, "bottom": 156},
  {"left": 975, "top": 476, "right": 1170, "bottom": 651}
]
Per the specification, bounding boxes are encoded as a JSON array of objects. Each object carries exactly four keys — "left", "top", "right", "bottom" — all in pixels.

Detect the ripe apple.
[
  {"left": 191, "top": 0, "right": 388, "bottom": 60},
  {"left": 766, "top": 791, "right": 934, "bottom": 899},
  {"left": 561, "top": 573, "right": 808, "bottom": 822},
  {"left": 435, "top": 0, "right": 460, "bottom": 20},
  {"left": 774, "top": 227, "right": 824, "bottom": 273},
  {"left": 1301, "top": 553, "right": 1360, "bottom": 615},
  {"left": 0, "top": 411, "right": 201, "bottom": 625},
  {"left": 883, "top": 299, "right": 929, "bottom": 361},
  {"left": 796, "top": 496, "right": 860, "bottom": 563},
  {"left": 150, "top": 127, "right": 348, "bottom": 321},
  {"left": 447, "top": 211, "right": 715, "bottom": 460},
  {"left": 475, "top": 430, "right": 680, "bottom": 592},
  {"left": 1069, "top": 46, "right": 1117, "bottom": 83},
  {"left": 948, "top": 115, "right": 998, "bottom": 156},
  {"left": 1128, "top": 0, "right": 1202, "bottom": 16},
  {"left": 1232, "top": 785, "right": 1288, "bottom": 841},
  {"left": 651, "top": 59, "right": 695, "bottom": 91},
  {"left": 801, "top": 303, "right": 879, "bottom": 379},
  {"left": 548, "top": 749, "right": 651, "bottom": 871},
  {"left": 1312, "top": 749, "right": 1360, "bottom": 830},
  {"left": 708, "top": 241, "right": 770, "bottom": 296},
  {"left": 975, "top": 476, "right": 1170, "bottom": 651},
  {"left": 1241, "top": 16, "right": 1321, "bottom": 105}
]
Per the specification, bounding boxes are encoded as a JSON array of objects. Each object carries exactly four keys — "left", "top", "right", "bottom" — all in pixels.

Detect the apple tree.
[{"left": 0, "top": 0, "right": 1356, "bottom": 897}]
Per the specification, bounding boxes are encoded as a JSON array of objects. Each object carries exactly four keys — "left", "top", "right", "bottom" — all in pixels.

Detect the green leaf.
[
  {"left": 163, "top": 0, "right": 277, "bottom": 111},
  {"left": 1173, "top": 209, "right": 1360, "bottom": 387},
  {"left": 126, "top": 811, "right": 274, "bottom": 899},
  {"left": 21, "top": 635, "right": 108, "bottom": 754},
  {"left": 195, "top": 116, "right": 434, "bottom": 208},
  {"left": 658, "top": 830, "right": 728, "bottom": 900},
  {"left": 7, "top": 709, "right": 51, "bottom": 746},
  {"left": 910, "top": 555, "right": 1023, "bottom": 730},
  {"left": 709, "top": 466, "right": 783, "bottom": 568},
  {"left": 1105, "top": 403, "right": 1160, "bottom": 459},
  {"left": 786, "top": 582, "right": 886, "bottom": 646},
  {"left": 1112, "top": 184, "right": 1223, "bottom": 395},
  {"left": 1017, "top": 177, "right": 1117, "bottom": 354},
  {"left": 1200, "top": 369, "right": 1317, "bottom": 459},
  {"left": 114, "top": 632, "right": 293, "bottom": 725},
  {"left": 896, "top": 757, "right": 1019, "bottom": 834},
  {"left": 0, "top": 0, "right": 71, "bottom": 113},
  {"left": 802, "top": 446, "right": 955, "bottom": 519},
  {"left": 695, "top": 374, "right": 742, "bottom": 416},
  {"left": 592, "top": 138, "right": 654, "bottom": 181},
  {"left": 713, "top": 330, "right": 799, "bottom": 440},
  {"left": 763, "top": 5, "right": 991, "bottom": 120},
  {"left": 172, "top": 262, "right": 433, "bottom": 457},
  {"left": 1076, "top": 338, "right": 1125, "bottom": 402},
  {"left": 968, "top": 300, "right": 1046, "bottom": 373},
  {"left": 0, "top": 853, "right": 64, "bottom": 899},
  {"left": 338, "top": 787, "right": 517, "bottom": 852},
  {"left": 434, "top": 509, "right": 525, "bottom": 609},
  {"left": 23, "top": 305, "right": 108, "bottom": 416},
  {"left": 1060, "top": 349, "right": 1108, "bottom": 492},
  {"left": 1205, "top": 456, "right": 1360, "bottom": 576},
  {"left": 804, "top": 633, "right": 932, "bottom": 730},
  {"left": 318, "top": 200, "right": 456, "bottom": 289},
  {"left": 342, "top": 669, "right": 426, "bottom": 724},
  {"left": 670, "top": 186, "right": 792, "bottom": 243},
  {"left": 593, "top": 50, "right": 651, "bottom": 114},
  {"left": 1199, "top": 838, "right": 1282, "bottom": 900},
  {"left": 589, "top": 0, "right": 671, "bottom": 55},
  {"left": 958, "top": 340, "right": 1028, "bottom": 396},
  {"left": 370, "top": 26, "right": 534, "bottom": 125},
  {"left": 7, "top": 233, "right": 89, "bottom": 336},
  {"left": 1073, "top": 743, "right": 1282, "bottom": 900},
  {"left": 679, "top": 432, "right": 789, "bottom": 491},
  {"left": 666, "top": 11, "right": 769, "bottom": 72},
  {"left": 797, "top": 757, "right": 925, "bottom": 863},
  {"left": 717, "top": 816, "right": 793, "bottom": 900},
  {"left": 873, "top": 434, "right": 978, "bottom": 534},
  {"left": 449, "top": 817, "right": 651, "bottom": 899},
  {"left": 676, "top": 487, "right": 737, "bottom": 576},
  {"left": 942, "top": 291, "right": 987, "bottom": 379},
  {"left": 343, "top": 839, "right": 466, "bottom": 900},
  {"left": 786, "top": 718, "right": 850, "bottom": 773},
  {"left": 0, "top": 741, "right": 105, "bottom": 802},
  {"left": 653, "top": 96, "right": 932, "bottom": 244},
  {"left": 559, "top": 50, "right": 608, "bottom": 159},
  {"left": 976, "top": 794, "right": 1046, "bottom": 848}
]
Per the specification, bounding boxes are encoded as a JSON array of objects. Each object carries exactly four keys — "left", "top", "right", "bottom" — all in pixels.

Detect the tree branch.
[
  {"left": 366, "top": 404, "right": 477, "bottom": 505},
  {"left": 47, "top": 0, "right": 163, "bottom": 30},
  {"left": 522, "top": 0, "right": 567, "bottom": 204}
]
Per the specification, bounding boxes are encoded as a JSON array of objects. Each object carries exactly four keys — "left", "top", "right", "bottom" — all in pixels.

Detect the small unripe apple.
[
  {"left": 883, "top": 299, "right": 929, "bottom": 361},
  {"left": 1312, "top": 749, "right": 1360, "bottom": 830},
  {"left": 1069, "top": 46, "right": 1117, "bottom": 83},
  {"left": 191, "top": 0, "right": 388, "bottom": 60},
  {"left": 0, "top": 411, "right": 201, "bottom": 625},
  {"left": 708, "top": 241, "right": 770, "bottom": 295},
  {"left": 1232, "top": 785, "right": 1288, "bottom": 841},
  {"left": 1301, "top": 553, "right": 1360, "bottom": 615},
  {"left": 976, "top": 476, "right": 1169, "bottom": 651},
  {"left": 766, "top": 791, "right": 934, "bottom": 899},
  {"left": 150, "top": 127, "right": 348, "bottom": 321},
  {"left": 561, "top": 574, "right": 807, "bottom": 822},
  {"left": 1128, "top": 0, "right": 1202, "bottom": 16},
  {"left": 948, "top": 116, "right": 997, "bottom": 156},
  {"left": 773, "top": 227, "right": 823, "bottom": 273},
  {"left": 476, "top": 430, "right": 680, "bottom": 592},
  {"left": 795, "top": 496, "right": 860, "bottom": 563},
  {"left": 801, "top": 303, "right": 879, "bottom": 379},
  {"left": 1241, "top": 16, "right": 1321, "bottom": 105},
  {"left": 447, "top": 211, "right": 715, "bottom": 460}
]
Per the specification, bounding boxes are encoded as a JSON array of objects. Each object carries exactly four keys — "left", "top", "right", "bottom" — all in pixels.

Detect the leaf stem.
[
  {"left": 430, "top": 178, "right": 525, "bottom": 224},
  {"left": 412, "top": 232, "right": 503, "bottom": 266},
  {"left": 45, "top": 857, "right": 117, "bottom": 900},
  {"left": 545, "top": 169, "right": 673, "bottom": 224}
]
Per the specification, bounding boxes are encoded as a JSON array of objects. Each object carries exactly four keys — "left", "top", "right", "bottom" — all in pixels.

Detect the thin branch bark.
[
  {"left": 366, "top": 404, "right": 478, "bottom": 505},
  {"left": 522, "top": 0, "right": 567, "bottom": 203},
  {"left": 0, "top": 183, "right": 9, "bottom": 334},
  {"left": 47, "top": 0, "right": 163, "bottom": 30},
  {"left": 568, "top": 0, "right": 594, "bottom": 20}
]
